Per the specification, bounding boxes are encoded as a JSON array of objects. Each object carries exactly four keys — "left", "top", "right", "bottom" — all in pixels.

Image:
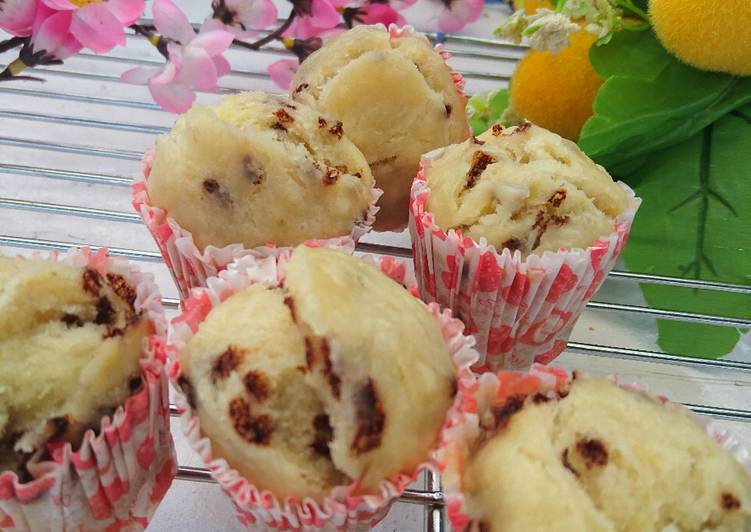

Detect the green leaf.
[
  {"left": 579, "top": 30, "right": 751, "bottom": 172},
  {"left": 622, "top": 106, "right": 751, "bottom": 358},
  {"left": 468, "top": 89, "right": 509, "bottom": 136}
]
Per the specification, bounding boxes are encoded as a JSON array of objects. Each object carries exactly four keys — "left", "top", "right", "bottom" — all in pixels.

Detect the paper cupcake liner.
[
  {"left": 133, "top": 148, "right": 383, "bottom": 301},
  {"left": 408, "top": 149, "right": 641, "bottom": 371},
  {"left": 435, "top": 364, "right": 751, "bottom": 531},
  {"left": 0, "top": 248, "right": 176, "bottom": 532},
  {"left": 167, "top": 249, "right": 479, "bottom": 530}
]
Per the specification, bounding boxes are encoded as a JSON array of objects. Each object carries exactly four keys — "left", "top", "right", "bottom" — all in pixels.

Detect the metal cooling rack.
[{"left": 1, "top": 8, "right": 750, "bottom": 530}]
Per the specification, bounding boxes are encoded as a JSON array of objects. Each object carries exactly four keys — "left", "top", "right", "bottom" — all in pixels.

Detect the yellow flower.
[
  {"left": 513, "top": 0, "right": 554, "bottom": 14},
  {"left": 508, "top": 29, "right": 602, "bottom": 140},
  {"left": 649, "top": 0, "right": 751, "bottom": 76}
]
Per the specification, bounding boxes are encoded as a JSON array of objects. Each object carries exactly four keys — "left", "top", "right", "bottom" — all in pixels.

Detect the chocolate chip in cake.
[
  {"left": 323, "top": 352, "right": 341, "bottom": 400},
  {"left": 492, "top": 124, "right": 503, "bottom": 136},
  {"left": 95, "top": 296, "right": 115, "bottom": 326},
  {"left": 351, "top": 378, "right": 386, "bottom": 455},
  {"left": 323, "top": 167, "right": 340, "bottom": 185},
  {"left": 311, "top": 414, "right": 334, "bottom": 458},
  {"left": 82, "top": 268, "right": 102, "bottom": 296},
  {"left": 547, "top": 189, "right": 567, "bottom": 208},
  {"left": 229, "top": 397, "right": 273, "bottom": 444},
  {"left": 202, "top": 179, "right": 233, "bottom": 205},
  {"left": 106, "top": 273, "right": 137, "bottom": 307},
  {"left": 472, "top": 136, "right": 486, "bottom": 146},
  {"left": 61, "top": 313, "right": 83, "bottom": 328},
  {"left": 576, "top": 438, "right": 608, "bottom": 468},
  {"left": 515, "top": 121, "right": 532, "bottom": 134},
  {"left": 721, "top": 492, "right": 741, "bottom": 511},
  {"left": 283, "top": 295, "right": 297, "bottom": 322},
  {"left": 532, "top": 392, "right": 551, "bottom": 404},
  {"left": 294, "top": 83, "right": 309, "bottom": 94},
  {"left": 445, "top": 104, "right": 452, "bottom": 117},
  {"left": 177, "top": 375, "right": 197, "bottom": 409},
  {"left": 317, "top": 116, "right": 328, "bottom": 129},
  {"left": 466, "top": 151, "right": 496, "bottom": 189},
  {"left": 271, "top": 122, "right": 287, "bottom": 132},
  {"left": 353, "top": 171, "right": 362, "bottom": 179},
  {"left": 243, "top": 371, "right": 270, "bottom": 402},
  {"left": 491, "top": 394, "right": 526, "bottom": 431},
  {"left": 561, "top": 448, "right": 579, "bottom": 477},
  {"left": 243, "top": 155, "right": 265, "bottom": 185},
  {"left": 550, "top": 214, "right": 570, "bottom": 227},
  {"left": 328, "top": 121, "right": 344, "bottom": 139},
  {"left": 273, "top": 108, "right": 294, "bottom": 124},
  {"left": 305, "top": 337, "right": 315, "bottom": 370},
  {"left": 211, "top": 345, "right": 244, "bottom": 382}
]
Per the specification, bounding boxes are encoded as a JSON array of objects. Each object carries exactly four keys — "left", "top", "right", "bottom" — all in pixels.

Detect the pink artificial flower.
[
  {"left": 268, "top": 58, "right": 299, "bottom": 90},
  {"left": 285, "top": 0, "right": 346, "bottom": 39},
  {"left": 121, "top": 0, "right": 234, "bottom": 113},
  {"left": 0, "top": 0, "right": 39, "bottom": 36},
  {"left": 39, "top": 0, "right": 144, "bottom": 53},
  {"left": 434, "top": 0, "right": 484, "bottom": 32},
  {"left": 212, "top": 0, "right": 278, "bottom": 37},
  {"left": 27, "top": 4, "right": 82, "bottom": 60},
  {"left": 342, "top": 4, "right": 406, "bottom": 28}
]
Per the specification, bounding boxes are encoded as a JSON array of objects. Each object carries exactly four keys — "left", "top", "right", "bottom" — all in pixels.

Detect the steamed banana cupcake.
[
  {"left": 144, "top": 91, "right": 376, "bottom": 252},
  {"left": 291, "top": 25, "right": 470, "bottom": 231},
  {"left": 426, "top": 123, "right": 630, "bottom": 256},
  {"left": 176, "top": 246, "right": 457, "bottom": 502},
  {"left": 439, "top": 370, "right": 751, "bottom": 531},
  {"left": 0, "top": 256, "right": 147, "bottom": 474},
  {"left": 409, "top": 122, "right": 639, "bottom": 369}
]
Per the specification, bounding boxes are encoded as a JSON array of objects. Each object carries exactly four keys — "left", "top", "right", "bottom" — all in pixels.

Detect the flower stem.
[
  {"left": 0, "top": 36, "right": 26, "bottom": 54},
  {"left": 616, "top": 0, "right": 649, "bottom": 22},
  {"left": 233, "top": 11, "right": 297, "bottom": 51},
  {"left": 130, "top": 24, "right": 170, "bottom": 59}
]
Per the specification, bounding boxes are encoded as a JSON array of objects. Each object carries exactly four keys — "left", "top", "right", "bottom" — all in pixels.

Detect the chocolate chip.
[
  {"left": 271, "top": 122, "right": 287, "bottom": 131},
  {"left": 243, "top": 156, "right": 264, "bottom": 185},
  {"left": 532, "top": 393, "right": 550, "bottom": 404},
  {"left": 491, "top": 394, "right": 525, "bottom": 431},
  {"left": 243, "top": 371, "right": 270, "bottom": 402},
  {"left": 273, "top": 108, "right": 294, "bottom": 124},
  {"left": 95, "top": 296, "right": 115, "bottom": 326},
  {"left": 323, "top": 168, "right": 340, "bottom": 185},
  {"left": 106, "top": 273, "right": 137, "bottom": 308},
  {"left": 282, "top": 102, "right": 297, "bottom": 110},
  {"left": 323, "top": 352, "right": 341, "bottom": 400},
  {"left": 211, "top": 346, "right": 243, "bottom": 382},
  {"left": 550, "top": 214, "right": 570, "bottom": 226},
  {"left": 445, "top": 104, "right": 452, "bottom": 117},
  {"left": 502, "top": 238, "right": 522, "bottom": 252},
  {"left": 177, "top": 375, "right": 197, "bottom": 409},
  {"left": 466, "top": 151, "right": 496, "bottom": 189},
  {"left": 547, "top": 189, "right": 567, "bottom": 208},
  {"left": 305, "top": 338, "right": 315, "bottom": 370},
  {"left": 317, "top": 116, "right": 327, "bottom": 129},
  {"left": 575, "top": 438, "right": 608, "bottom": 468},
  {"left": 353, "top": 171, "right": 362, "bottom": 179},
  {"left": 61, "top": 313, "right": 83, "bottom": 328},
  {"left": 533, "top": 209, "right": 546, "bottom": 230},
  {"left": 561, "top": 448, "right": 579, "bottom": 477},
  {"left": 328, "top": 121, "right": 344, "bottom": 139},
  {"left": 283, "top": 296, "right": 297, "bottom": 322},
  {"left": 294, "top": 83, "right": 309, "bottom": 94},
  {"left": 82, "top": 268, "right": 102, "bottom": 296},
  {"left": 492, "top": 124, "right": 503, "bottom": 136},
  {"left": 229, "top": 397, "right": 273, "bottom": 444},
  {"left": 202, "top": 179, "right": 233, "bottom": 205},
  {"left": 351, "top": 378, "right": 385, "bottom": 454},
  {"left": 311, "top": 414, "right": 334, "bottom": 458},
  {"left": 515, "top": 121, "right": 532, "bottom": 133},
  {"left": 472, "top": 136, "right": 486, "bottom": 145},
  {"left": 721, "top": 492, "right": 741, "bottom": 511}
]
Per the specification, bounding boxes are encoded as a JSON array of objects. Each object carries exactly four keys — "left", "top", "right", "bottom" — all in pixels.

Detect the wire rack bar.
[
  {"left": 1, "top": 232, "right": 748, "bottom": 329},
  {"left": 1, "top": 195, "right": 749, "bottom": 296},
  {"left": 0, "top": 163, "right": 132, "bottom": 187},
  {"left": 0, "top": 109, "right": 169, "bottom": 135},
  {"left": 0, "top": 136, "right": 141, "bottom": 160},
  {"left": 0, "top": 86, "right": 163, "bottom": 111}
]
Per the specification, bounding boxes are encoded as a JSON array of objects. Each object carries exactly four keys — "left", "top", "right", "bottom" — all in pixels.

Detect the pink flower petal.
[
  {"left": 153, "top": 0, "right": 195, "bottom": 43},
  {"left": 190, "top": 29, "right": 234, "bottom": 57},
  {"left": 212, "top": 54, "right": 231, "bottom": 77},
  {"left": 69, "top": 3, "right": 126, "bottom": 52},
  {"left": 310, "top": 0, "right": 340, "bottom": 28},
  {"left": 285, "top": 16, "right": 326, "bottom": 40},
  {"left": 149, "top": 81, "right": 196, "bottom": 113},
  {"left": 238, "top": 0, "right": 278, "bottom": 30},
  {"left": 357, "top": 4, "right": 405, "bottom": 27},
  {"left": 106, "top": 0, "right": 145, "bottom": 25},
  {"left": 267, "top": 58, "right": 298, "bottom": 91},
  {"left": 121, "top": 65, "right": 162, "bottom": 85},
  {"left": 179, "top": 46, "right": 218, "bottom": 91},
  {"left": 40, "top": 0, "right": 76, "bottom": 11},
  {"left": 436, "top": 0, "right": 483, "bottom": 32},
  {"left": 0, "top": 0, "right": 39, "bottom": 36},
  {"left": 56, "top": 30, "right": 83, "bottom": 59},
  {"left": 31, "top": 9, "right": 72, "bottom": 54}
]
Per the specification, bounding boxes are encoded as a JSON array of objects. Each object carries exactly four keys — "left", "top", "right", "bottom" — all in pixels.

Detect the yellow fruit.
[
  {"left": 649, "top": 0, "right": 751, "bottom": 76},
  {"left": 513, "top": 0, "right": 554, "bottom": 14},
  {"left": 509, "top": 30, "right": 602, "bottom": 141}
]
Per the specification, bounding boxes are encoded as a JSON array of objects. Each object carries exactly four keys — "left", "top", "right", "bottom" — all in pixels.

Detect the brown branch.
[
  {"left": 233, "top": 11, "right": 297, "bottom": 51},
  {"left": 0, "top": 37, "right": 26, "bottom": 54}
]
